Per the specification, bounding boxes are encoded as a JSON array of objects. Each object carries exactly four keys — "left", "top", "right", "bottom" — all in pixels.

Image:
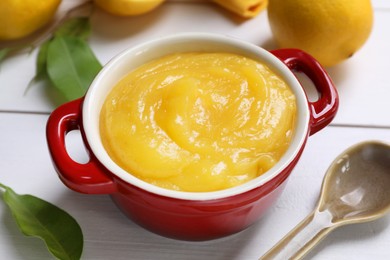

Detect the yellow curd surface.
[{"left": 100, "top": 52, "right": 296, "bottom": 192}]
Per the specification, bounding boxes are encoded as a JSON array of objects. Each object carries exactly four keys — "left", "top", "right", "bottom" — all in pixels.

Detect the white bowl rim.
[{"left": 83, "top": 32, "right": 310, "bottom": 201}]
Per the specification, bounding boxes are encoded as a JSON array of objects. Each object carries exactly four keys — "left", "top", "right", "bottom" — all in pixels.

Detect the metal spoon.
[{"left": 260, "top": 141, "right": 390, "bottom": 260}]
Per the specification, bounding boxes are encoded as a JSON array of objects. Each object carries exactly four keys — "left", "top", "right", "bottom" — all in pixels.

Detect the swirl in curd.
[{"left": 100, "top": 53, "right": 296, "bottom": 192}]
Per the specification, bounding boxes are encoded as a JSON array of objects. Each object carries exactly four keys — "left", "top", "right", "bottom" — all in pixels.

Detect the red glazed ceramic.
[{"left": 46, "top": 33, "right": 338, "bottom": 241}]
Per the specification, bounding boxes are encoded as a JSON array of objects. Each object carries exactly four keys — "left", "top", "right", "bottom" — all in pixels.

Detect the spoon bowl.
[
  {"left": 320, "top": 141, "right": 390, "bottom": 223},
  {"left": 261, "top": 141, "right": 390, "bottom": 260}
]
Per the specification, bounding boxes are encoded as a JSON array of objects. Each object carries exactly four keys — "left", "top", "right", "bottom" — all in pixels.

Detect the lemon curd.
[{"left": 100, "top": 52, "right": 296, "bottom": 192}]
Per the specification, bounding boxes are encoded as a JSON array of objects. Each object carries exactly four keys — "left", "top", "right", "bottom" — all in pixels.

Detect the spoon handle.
[{"left": 260, "top": 209, "right": 336, "bottom": 260}]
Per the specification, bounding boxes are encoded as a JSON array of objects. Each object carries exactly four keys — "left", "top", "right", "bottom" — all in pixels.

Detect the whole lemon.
[
  {"left": 267, "top": 0, "right": 374, "bottom": 67},
  {"left": 94, "top": 0, "right": 165, "bottom": 16},
  {"left": 0, "top": 0, "right": 61, "bottom": 41}
]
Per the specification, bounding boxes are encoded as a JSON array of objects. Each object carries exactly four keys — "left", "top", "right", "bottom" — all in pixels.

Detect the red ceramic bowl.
[{"left": 46, "top": 33, "right": 338, "bottom": 241}]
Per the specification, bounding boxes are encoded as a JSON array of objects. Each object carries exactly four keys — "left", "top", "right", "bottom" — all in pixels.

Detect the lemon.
[
  {"left": 94, "top": 0, "right": 165, "bottom": 16},
  {"left": 267, "top": 0, "right": 374, "bottom": 67},
  {"left": 212, "top": 0, "right": 268, "bottom": 18},
  {"left": 0, "top": 0, "right": 61, "bottom": 41}
]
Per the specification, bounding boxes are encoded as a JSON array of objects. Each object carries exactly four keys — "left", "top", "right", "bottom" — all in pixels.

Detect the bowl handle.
[
  {"left": 270, "top": 49, "right": 339, "bottom": 135},
  {"left": 46, "top": 98, "right": 116, "bottom": 194}
]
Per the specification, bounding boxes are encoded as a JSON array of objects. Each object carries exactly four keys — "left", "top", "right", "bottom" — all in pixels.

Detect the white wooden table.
[{"left": 1, "top": 1, "right": 389, "bottom": 259}]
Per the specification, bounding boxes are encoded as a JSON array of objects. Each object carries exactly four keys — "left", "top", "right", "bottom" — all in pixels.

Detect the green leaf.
[
  {"left": 55, "top": 17, "right": 91, "bottom": 40},
  {"left": 28, "top": 41, "right": 51, "bottom": 86},
  {"left": 1, "top": 44, "right": 36, "bottom": 66},
  {"left": 46, "top": 35, "right": 102, "bottom": 101},
  {"left": 0, "top": 48, "right": 11, "bottom": 64},
  {"left": 25, "top": 41, "right": 51, "bottom": 96},
  {"left": 0, "top": 183, "right": 83, "bottom": 260},
  {"left": 36, "top": 41, "right": 50, "bottom": 78},
  {"left": 27, "top": 16, "right": 99, "bottom": 103}
]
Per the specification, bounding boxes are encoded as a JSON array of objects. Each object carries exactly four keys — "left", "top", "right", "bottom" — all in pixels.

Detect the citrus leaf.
[
  {"left": 36, "top": 41, "right": 50, "bottom": 78},
  {"left": 28, "top": 40, "right": 51, "bottom": 85},
  {"left": 0, "top": 183, "right": 83, "bottom": 260},
  {"left": 46, "top": 35, "right": 102, "bottom": 101},
  {"left": 55, "top": 17, "right": 91, "bottom": 40},
  {"left": 25, "top": 41, "right": 51, "bottom": 96},
  {"left": 0, "top": 48, "right": 11, "bottom": 64}
]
